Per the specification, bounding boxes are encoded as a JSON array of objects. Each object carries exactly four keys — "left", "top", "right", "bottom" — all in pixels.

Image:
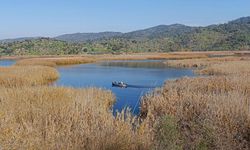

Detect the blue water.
[
  {"left": 56, "top": 61, "right": 195, "bottom": 114},
  {"left": 0, "top": 60, "right": 15, "bottom": 66},
  {"left": 0, "top": 59, "right": 195, "bottom": 114}
]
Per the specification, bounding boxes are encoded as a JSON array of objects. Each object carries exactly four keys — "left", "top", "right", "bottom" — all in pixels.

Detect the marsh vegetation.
[{"left": 0, "top": 52, "right": 249, "bottom": 149}]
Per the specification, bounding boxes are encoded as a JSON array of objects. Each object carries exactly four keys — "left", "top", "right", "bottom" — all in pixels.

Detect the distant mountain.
[
  {"left": 121, "top": 24, "right": 196, "bottom": 40},
  {"left": 1, "top": 16, "right": 250, "bottom": 55},
  {"left": 228, "top": 16, "right": 250, "bottom": 24},
  {"left": 55, "top": 32, "right": 122, "bottom": 42},
  {"left": 54, "top": 24, "right": 196, "bottom": 42},
  {"left": 0, "top": 37, "right": 41, "bottom": 43},
  {"left": 109, "top": 16, "right": 250, "bottom": 51}
]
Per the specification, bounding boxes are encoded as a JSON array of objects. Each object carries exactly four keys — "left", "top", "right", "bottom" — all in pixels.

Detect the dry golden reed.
[
  {"left": 141, "top": 58, "right": 250, "bottom": 149},
  {"left": 16, "top": 57, "right": 96, "bottom": 67},
  {"left": 15, "top": 59, "right": 57, "bottom": 67},
  {"left": 198, "top": 60, "right": 250, "bottom": 75},
  {"left": 165, "top": 56, "right": 248, "bottom": 68},
  {"left": 0, "top": 87, "right": 152, "bottom": 150},
  {"left": 0, "top": 66, "right": 59, "bottom": 87}
]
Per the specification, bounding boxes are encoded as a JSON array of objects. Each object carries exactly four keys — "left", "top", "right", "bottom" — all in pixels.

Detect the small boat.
[{"left": 112, "top": 81, "right": 128, "bottom": 88}]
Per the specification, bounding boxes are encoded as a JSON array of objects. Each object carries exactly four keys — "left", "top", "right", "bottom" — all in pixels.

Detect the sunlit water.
[{"left": 55, "top": 60, "right": 195, "bottom": 114}]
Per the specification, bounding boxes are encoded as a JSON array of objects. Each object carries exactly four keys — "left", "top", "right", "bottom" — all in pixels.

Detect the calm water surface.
[
  {"left": 56, "top": 60, "right": 195, "bottom": 114},
  {"left": 0, "top": 60, "right": 15, "bottom": 66}
]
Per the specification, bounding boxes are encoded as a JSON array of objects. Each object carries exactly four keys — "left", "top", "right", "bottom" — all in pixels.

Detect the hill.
[
  {"left": 0, "top": 16, "right": 250, "bottom": 55},
  {"left": 55, "top": 32, "right": 122, "bottom": 42},
  {"left": 0, "top": 38, "right": 89, "bottom": 55},
  {"left": 98, "top": 17, "right": 250, "bottom": 52},
  {"left": 121, "top": 24, "right": 196, "bottom": 40},
  {"left": 0, "top": 37, "right": 40, "bottom": 43}
]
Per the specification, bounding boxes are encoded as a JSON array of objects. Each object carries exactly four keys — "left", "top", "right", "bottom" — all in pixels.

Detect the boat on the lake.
[{"left": 112, "top": 81, "right": 128, "bottom": 88}]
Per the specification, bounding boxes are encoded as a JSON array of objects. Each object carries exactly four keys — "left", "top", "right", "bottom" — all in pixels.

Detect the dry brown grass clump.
[
  {"left": 0, "top": 87, "right": 152, "bottom": 150},
  {"left": 141, "top": 55, "right": 250, "bottom": 149},
  {"left": 0, "top": 66, "right": 59, "bottom": 87},
  {"left": 141, "top": 75, "right": 250, "bottom": 149},
  {"left": 16, "top": 57, "right": 96, "bottom": 67},
  {"left": 198, "top": 60, "right": 250, "bottom": 75},
  {"left": 44, "top": 57, "right": 96, "bottom": 65},
  {"left": 165, "top": 56, "right": 247, "bottom": 68},
  {"left": 15, "top": 59, "right": 57, "bottom": 67},
  {"left": 95, "top": 52, "right": 209, "bottom": 61}
]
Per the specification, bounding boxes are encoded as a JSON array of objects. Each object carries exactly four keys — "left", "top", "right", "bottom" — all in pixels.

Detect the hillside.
[
  {"left": 55, "top": 32, "right": 122, "bottom": 42},
  {"left": 0, "top": 38, "right": 90, "bottom": 55},
  {"left": 0, "top": 16, "right": 250, "bottom": 55},
  {"left": 105, "top": 16, "right": 250, "bottom": 51},
  {"left": 0, "top": 37, "right": 40, "bottom": 43},
  {"left": 121, "top": 24, "right": 196, "bottom": 40}
]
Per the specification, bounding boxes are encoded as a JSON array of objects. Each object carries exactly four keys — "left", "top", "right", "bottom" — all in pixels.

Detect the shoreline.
[{"left": 0, "top": 51, "right": 244, "bottom": 61}]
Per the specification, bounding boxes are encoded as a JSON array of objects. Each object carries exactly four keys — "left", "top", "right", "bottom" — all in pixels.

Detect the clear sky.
[{"left": 1, "top": 0, "right": 250, "bottom": 39}]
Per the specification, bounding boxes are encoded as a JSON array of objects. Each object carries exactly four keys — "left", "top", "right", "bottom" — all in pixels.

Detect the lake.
[
  {"left": 0, "top": 59, "right": 195, "bottom": 114},
  {"left": 55, "top": 60, "right": 195, "bottom": 114}
]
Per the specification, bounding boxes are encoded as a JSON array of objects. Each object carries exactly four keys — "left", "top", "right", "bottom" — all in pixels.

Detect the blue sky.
[{"left": 0, "top": 0, "right": 250, "bottom": 39}]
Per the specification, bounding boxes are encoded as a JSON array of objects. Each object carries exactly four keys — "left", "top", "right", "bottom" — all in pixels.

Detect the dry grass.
[
  {"left": 15, "top": 59, "right": 57, "bottom": 67},
  {"left": 165, "top": 54, "right": 250, "bottom": 76},
  {"left": 16, "top": 57, "right": 96, "bottom": 67},
  {"left": 42, "top": 57, "right": 96, "bottom": 66},
  {"left": 0, "top": 87, "right": 152, "bottom": 150},
  {"left": 0, "top": 66, "right": 59, "bottom": 87},
  {"left": 198, "top": 60, "right": 250, "bottom": 75},
  {"left": 141, "top": 59, "right": 250, "bottom": 149},
  {"left": 165, "top": 56, "right": 248, "bottom": 68},
  {"left": 97, "top": 52, "right": 209, "bottom": 61},
  {"left": 3, "top": 51, "right": 239, "bottom": 64}
]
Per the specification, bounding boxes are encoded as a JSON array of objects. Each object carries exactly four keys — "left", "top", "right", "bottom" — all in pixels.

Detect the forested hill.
[
  {"left": 55, "top": 32, "right": 122, "bottom": 43},
  {"left": 0, "top": 17, "right": 250, "bottom": 55}
]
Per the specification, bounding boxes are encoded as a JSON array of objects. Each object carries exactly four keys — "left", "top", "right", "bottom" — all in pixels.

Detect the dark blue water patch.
[
  {"left": 0, "top": 60, "right": 15, "bottom": 66},
  {"left": 55, "top": 62, "right": 195, "bottom": 115}
]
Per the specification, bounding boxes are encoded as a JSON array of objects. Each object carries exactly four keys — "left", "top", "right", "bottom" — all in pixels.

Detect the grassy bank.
[
  {"left": 0, "top": 66, "right": 59, "bottom": 87},
  {"left": 1, "top": 51, "right": 243, "bottom": 63},
  {"left": 141, "top": 56, "right": 250, "bottom": 149},
  {"left": 15, "top": 57, "right": 96, "bottom": 67}
]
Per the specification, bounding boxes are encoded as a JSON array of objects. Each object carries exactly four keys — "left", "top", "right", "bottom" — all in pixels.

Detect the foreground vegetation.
[
  {"left": 141, "top": 75, "right": 250, "bottom": 149},
  {"left": 140, "top": 56, "right": 250, "bottom": 149},
  {"left": 0, "top": 52, "right": 249, "bottom": 149},
  {"left": 0, "top": 87, "right": 152, "bottom": 149},
  {"left": 0, "top": 56, "right": 152, "bottom": 149}
]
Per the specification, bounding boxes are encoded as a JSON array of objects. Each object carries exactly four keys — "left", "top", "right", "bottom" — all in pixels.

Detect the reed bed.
[
  {"left": 16, "top": 57, "right": 96, "bottom": 67},
  {"left": 140, "top": 60, "right": 250, "bottom": 149},
  {"left": 15, "top": 59, "right": 57, "bottom": 67},
  {"left": 165, "top": 56, "right": 248, "bottom": 68},
  {"left": 99, "top": 53, "right": 208, "bottom": 61},
  {"left": 198, "top": 60, "right": 250, "bottom": 75},
  {"left": 0, "top": 87, "right": 151, "bottom": 150},
  {"left": 43, "top": 57, "right": 96, "bottom": 65},
  {"left": 0, "top": 66, "right": 59, "bottom": 87}
]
